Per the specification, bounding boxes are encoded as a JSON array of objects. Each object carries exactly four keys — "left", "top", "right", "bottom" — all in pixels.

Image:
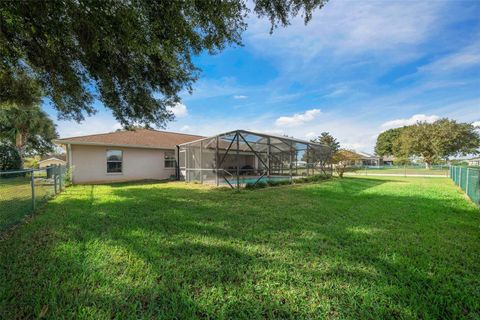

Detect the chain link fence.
[
  {"left": 450, "top": 166, "right": 480, "bottom": 207},
  {"left": 0, "top": 165, "right": 68, "bottom": 234},
  {"left": 346, "top": 165, "right": 449, "bottom": 177}
]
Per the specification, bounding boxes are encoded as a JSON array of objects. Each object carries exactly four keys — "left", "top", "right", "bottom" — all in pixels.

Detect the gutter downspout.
[{"left": 176, "top": 145, "right": 180, "bottom": 180}]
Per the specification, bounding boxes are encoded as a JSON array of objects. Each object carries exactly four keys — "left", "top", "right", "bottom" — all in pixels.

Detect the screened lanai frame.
[{"left": 177, "top": 129, "right": 332, "bottom": 189}]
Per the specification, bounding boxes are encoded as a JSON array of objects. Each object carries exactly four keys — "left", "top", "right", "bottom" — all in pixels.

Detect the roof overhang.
[
  {"left": 53, "top": 140, "right": 175, "bottom": 150},
  {"left": 38, "top": 157, "right": 66, "bottom": 164}
]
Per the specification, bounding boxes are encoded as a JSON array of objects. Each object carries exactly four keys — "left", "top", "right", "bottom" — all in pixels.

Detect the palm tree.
[{"left": 0, "top": 103, "right": 58, "bottom": 167}]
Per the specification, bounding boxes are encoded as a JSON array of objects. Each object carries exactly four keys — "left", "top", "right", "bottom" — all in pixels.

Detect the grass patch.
[
  {"left": 348, "top": 167, "right": 449, "bottom": 176},
  {"left": 1, "top": 177, "right": 479, "bottom": 319},
  {"left": 0, "top": 175, "right": 57, "bottom": 233}
]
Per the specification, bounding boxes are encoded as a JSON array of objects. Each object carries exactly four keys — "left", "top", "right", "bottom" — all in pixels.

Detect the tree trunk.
[
  {"left": 15, "top": 131, "right": 22, "bottom": 149},
  {"left": 15, "top": 131, "right": 25, "bottom": 168}
]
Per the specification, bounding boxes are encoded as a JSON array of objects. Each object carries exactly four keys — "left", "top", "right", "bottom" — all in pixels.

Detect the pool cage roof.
[{"left": 178, "top": 129, "right": 332, "bottom": 189}]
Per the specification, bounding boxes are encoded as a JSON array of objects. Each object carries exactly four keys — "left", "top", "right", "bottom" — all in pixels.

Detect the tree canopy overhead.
[{"left": 0, "top": 0, "right": 328, "bottom": 127}]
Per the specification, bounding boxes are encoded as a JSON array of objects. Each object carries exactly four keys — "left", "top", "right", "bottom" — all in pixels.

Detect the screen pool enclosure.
[{"left": 178, "top": 129, "right": 332, "bottom": 189}]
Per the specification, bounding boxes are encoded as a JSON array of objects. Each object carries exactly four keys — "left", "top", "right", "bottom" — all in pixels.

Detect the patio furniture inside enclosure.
[{"left": 178, "top": 129, "right": 332, "bottom": 188}]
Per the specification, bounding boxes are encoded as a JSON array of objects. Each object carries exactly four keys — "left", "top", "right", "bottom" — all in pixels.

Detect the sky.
[{"left": 46, "top": 0, "right": 480, "bottom": 153}]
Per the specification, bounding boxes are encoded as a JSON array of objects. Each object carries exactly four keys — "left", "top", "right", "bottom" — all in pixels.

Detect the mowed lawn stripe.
[{"left": 1, "top": 177, "right": 479, "bottom": 319}]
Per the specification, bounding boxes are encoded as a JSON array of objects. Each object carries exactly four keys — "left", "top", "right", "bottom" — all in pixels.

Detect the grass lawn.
[
  {"left": 0, "top": 175, "right": 56, "bottom": 233},
  {"left": 1, "top": 177, "right": 479, "bottom": 319},
  {"left": 347, "top": 167, "right": 448, "bottom": 176}
]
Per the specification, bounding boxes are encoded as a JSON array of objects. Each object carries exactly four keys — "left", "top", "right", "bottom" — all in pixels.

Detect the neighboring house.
[
  {"left": 38, "top": 155, "right": 67, "bottom": 168},
  {"left": 353, "top": 151, "right": 381, "bottom": 167},
  {"left": 467, "top": 157, "right": 480, "bottom": 166},
  {"left": 294, "top": 160, "right": 307, "bottom": 168},
  {"left": 54, "top": 129, "right": 203, "bottom": 184},
  {"left": 381, "top": 155, "right": 395, "bottom": 166},
  {"left": 333, "top": 150, "right": 381, "bottom": 167}
]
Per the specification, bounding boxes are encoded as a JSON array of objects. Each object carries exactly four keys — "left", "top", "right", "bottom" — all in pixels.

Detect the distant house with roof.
[
  {"left": 467, "top": 157, "right": 480, "bottom": 166},
  {"left": 38, "top": 154, "right": 67, "bottom": 169},
  {"left": 355, "top": 151, "right": 381, "bottom": 166},
  {"left": 381, "top": 155, "right": 395, "bottom": 166},
  {"left": 332, "top": 150, "right": 382, "bottom": 167},
  {"left": 54, "top": 129, "right": 203, "bottom": 184}
]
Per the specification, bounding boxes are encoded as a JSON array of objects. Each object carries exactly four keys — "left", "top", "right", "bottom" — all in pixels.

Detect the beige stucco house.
[
  {"left": 38, "top": 155, "right": 67, "bottom": 169},
  {"left": 54, "top": 129, "right": 203, "bottom": 184},
  {"left": 467, "top": 157, "right": 480, "bottom": 166}
]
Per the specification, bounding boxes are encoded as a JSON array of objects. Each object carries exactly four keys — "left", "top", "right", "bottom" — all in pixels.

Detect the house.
[
  {"left": 467, "top": 157, "right": 480, "bottom": 166},
  {"left": 351, "top": 151, "right": 381, "bottom": 167},
  {"left": 38, "top": 154, "right": 67, "bottom": 168},
  {"left": 54, "top": 129, "right": 203, "bottom": 184}
]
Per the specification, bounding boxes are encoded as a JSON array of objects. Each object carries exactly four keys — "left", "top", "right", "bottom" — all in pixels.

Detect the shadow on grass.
[{"left": 1, "top": 177, "right": 479, "bottom": 319}]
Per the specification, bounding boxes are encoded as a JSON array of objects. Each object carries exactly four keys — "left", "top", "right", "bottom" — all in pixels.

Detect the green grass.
[
  {"left": 0, "top": 175, "right": 56, "bottom": 232},
  {"left": 1, "top": 177, "right": 479, "bottom": 319},
  {"left": 348, "top": 167, "right": 448, "bottom": 176}
]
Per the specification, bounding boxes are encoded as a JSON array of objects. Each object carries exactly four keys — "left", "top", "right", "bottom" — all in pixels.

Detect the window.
[
  {"left": 106, "top": 150, "right": 122, "bottom": 173},
  {"left": 165, "top": 151, "right": 176, "bottom": 168}
]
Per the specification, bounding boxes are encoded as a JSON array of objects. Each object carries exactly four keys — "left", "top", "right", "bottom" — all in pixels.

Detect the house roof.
[
  {"left": 54, "top": 129, "right": 204, "bottom": 150},
  {"left": 382, "top": 155, "right": 395, "bottom": 161},
  {"left": 353, "top": 151, "right": 380, "bottom": 159},
  {"left": 38, "top": 157, "right": 67, "bottom": 164},
  {"left": 39, "top": 154, "right": 66, "bottom": 163}
]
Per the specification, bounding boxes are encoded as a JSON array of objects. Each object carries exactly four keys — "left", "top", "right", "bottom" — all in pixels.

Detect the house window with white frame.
[
  {"left": 165, "top": 151, "right": 176, "bottom": 168},
  {"left": 106, "top": 150, "right": 123, "bottom": 173}
]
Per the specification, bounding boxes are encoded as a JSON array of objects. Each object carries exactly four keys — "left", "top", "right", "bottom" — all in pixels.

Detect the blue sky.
[{"left": 47, "top": 0, "right": 480, "bottom": 153}]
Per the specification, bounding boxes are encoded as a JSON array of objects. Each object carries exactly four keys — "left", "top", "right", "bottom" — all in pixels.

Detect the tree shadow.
[{"left": 1, "top": 177, "right": 479, "bottom": 319}]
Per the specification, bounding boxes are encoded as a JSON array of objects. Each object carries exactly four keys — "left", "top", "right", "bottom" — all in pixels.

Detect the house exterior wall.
[
  {"left": 38, "top": 159, "right": 66, "bottom": 169},
  {"left": 467, "top": 158, "right": 480, "bottom": 166},
  {"left": 70, "top": 144, "right": 175, "bottom": 184}
]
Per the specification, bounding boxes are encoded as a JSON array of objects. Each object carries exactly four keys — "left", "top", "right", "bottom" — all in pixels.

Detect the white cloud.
[
  {"left": 56, "top": 116, "right": 123, "bottom": 138},
  {"left": 168, "top": 102, "right": 188, "bottom": 118},
  {"left": 418, "top": 42, "right": 480, "bottom": 74},
  {"left": 305, "top": 132, "right": 317, "bottom": 138},
  {"left": 180, "top": 125, "right": 192, "bottom": 132},
  {"left": 381, "top": 114, "right": 440, "bottom": 129},
  {"left": 247, "top": 1, "right": 443, "bottom": 61},
  {"left": 323, "top": 88, "right": 348, "bottom": 98},
  {"left": 275, "top": 109, "right": 321, "bottom": 127},
  {"left": 472, "top": 121, "right": 480, "bottom": 128},
  {"left": 233, "top": 95, "right": 248, "bottom": 99},
  {"left": 183, "top": 77, "right": 252, "bottom": 101}
]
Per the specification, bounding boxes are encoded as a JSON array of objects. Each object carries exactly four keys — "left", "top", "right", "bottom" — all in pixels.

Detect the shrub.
[
  {"left": 267, "top": 179, "right": 291, "bottom": 187},
  {"left": 0, "top": 144, "right": 22, "bottom": 172},
  {"left": 63, "top": 165, "right": 74, "bottom": 186},
  {"left": 294, "top": 174, "right": 329, "bottom": 184},
  {"left": 245, "top": 181, "right": 268, "bottom": 189}
]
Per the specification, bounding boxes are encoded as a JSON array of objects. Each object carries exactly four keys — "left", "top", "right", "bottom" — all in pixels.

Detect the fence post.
[
  {"left": 459, "top": 167, "right": 462, "bottom": 186},
  {"left": 466, "top": 168, "right": 469, "bottom": 196},
  {"left": 30, "top": 169, "right": 35, "bottom": 211},
  {"left": 54, "top": 165, "right": 58, "bottom": 194},
  {"left": 478, "top": 169, "right": 480, "bottom": 206},
  {"left": 59, "top": 166, "right": 63, "bottom": 191}
]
